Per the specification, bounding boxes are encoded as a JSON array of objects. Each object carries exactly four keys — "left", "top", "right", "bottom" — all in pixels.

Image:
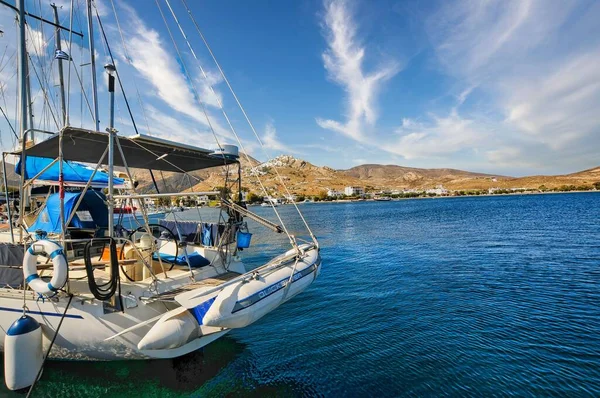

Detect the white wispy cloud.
[
  {"left": 424, "top": 0, "right": 600, "bottom": 171},
  {"left": 142, "top": 104, "right": 216, "bottom": 148},
  {"left": 25, "top": 26, "right": 48, "bottom": 58},
  {"left": 262, "top": 121, "right": 295, "bottom": 154},
  {"left": 111, "top": 3, "right": 232, "bottom": 143},
  {"left": 505, "top": 52, "right": 600, "bottom": 149},
  {"left": 316, "top": 0, "right": 399, "bottom": 142},
  {"left": 193, "top": 69, "right": 223, "bottom": 109},
  {"left": 316, "top": 0, "right": 600, "bottom": 173},
  {"left": 390, "top": 110, "right": 486, "bottom": 160}
]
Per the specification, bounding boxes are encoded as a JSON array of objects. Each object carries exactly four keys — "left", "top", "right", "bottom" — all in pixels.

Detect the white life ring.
[{"left": 23, "top": 240, "right": 68, "bottom": 296}]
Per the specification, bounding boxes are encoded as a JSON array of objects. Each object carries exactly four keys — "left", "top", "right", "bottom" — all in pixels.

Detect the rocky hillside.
[
  {"left": 341, "top": 164, "right": 498, "bottom": 190},
  {"left": 188, "top": 155, "right": 363, "bottom": 196},
  {"left": 444, "top": 166, "right": 600, "bottom": 191},
  {"left": 113, "top": 157, "right": 600, "bottom": 195},
  {"left": 132, "top": 154, "right": 261, "bottom": 193},
  {"left": 3, "top": 155, "right": 599, "bottom": 195}
]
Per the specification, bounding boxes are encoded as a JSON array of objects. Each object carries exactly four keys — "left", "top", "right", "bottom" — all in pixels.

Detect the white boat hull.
[
  {"left": 0, "top": 260, "right": 242, "bottom": 360},
  {"left": 0, "top": 246, "right": 320, "bottom": 361}
]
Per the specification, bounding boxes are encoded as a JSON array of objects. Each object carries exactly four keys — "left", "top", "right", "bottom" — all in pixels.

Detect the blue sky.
[{"left": 0, "top": 0, "right": 599, "bottom": 176}]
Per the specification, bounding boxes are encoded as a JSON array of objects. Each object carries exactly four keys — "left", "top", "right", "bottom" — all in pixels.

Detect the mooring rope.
[{"left": 26, "top": 293, "right": 74, "bottom": 398}]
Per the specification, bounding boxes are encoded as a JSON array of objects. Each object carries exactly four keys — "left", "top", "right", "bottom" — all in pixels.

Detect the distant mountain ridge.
[
  {"left": 2, "top": 156, "right": 599, "bottom": 195},
  {"left": 341, "top": 164, "right": 498, "bottom": 185},
  {"left": 186, "top": 155, "right": 600, "bottom": 195}
]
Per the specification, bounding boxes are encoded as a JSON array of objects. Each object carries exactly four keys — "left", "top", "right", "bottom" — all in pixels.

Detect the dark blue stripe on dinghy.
[
  {"left": 231, "top": 263, "right": 318, "bottom": 314},
  {"left": 0, "top": 306, "right": 83, "bottom": 319}
]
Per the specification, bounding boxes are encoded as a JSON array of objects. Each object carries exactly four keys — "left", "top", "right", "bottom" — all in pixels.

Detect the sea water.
[{"left": 2, "top": 193, "right": 600, "bottom": 396}]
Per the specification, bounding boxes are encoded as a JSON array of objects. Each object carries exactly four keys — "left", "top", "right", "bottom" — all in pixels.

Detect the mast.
[
  {"left": 17, "top": 0, "right": 27, "bottom": 243},
  {"left": 51, "top": 3, "right": 67, "bottom": 127},
  {"left": 25, "top": 61, "right": 33, "bottom": 141},
  {"left": 86, "top": 0, "right": 99, "bottom": 131},
  {"left": 17, "top": 0, "right": 27, "bottom": 139},
  {"left": 105, "top": 63, "right": 116, "bottom": 238}
]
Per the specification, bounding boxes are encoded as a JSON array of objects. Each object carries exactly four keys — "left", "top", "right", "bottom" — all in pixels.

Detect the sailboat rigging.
[{"left": 0, "top": 0, "right": 321, "bottom": 392}]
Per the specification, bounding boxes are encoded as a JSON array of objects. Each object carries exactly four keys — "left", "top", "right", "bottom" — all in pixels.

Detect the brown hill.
[
  {"left": 132, "top": 154, "right": 261, "bottom": 193},
  {"left": 341, "top": 164, "right": 499, "bottom": 190},
  {"left": 445, "top": 166, "right": 600, "bottom": 191},
  {"left": 3, "top": 156, "right": 599, "bottom": 195},
  {"left": 132, "top": 157, "right": 600, "bottom": 195},
  {"left": 188, "top": 155, "right": 362, "bottom": 196}
]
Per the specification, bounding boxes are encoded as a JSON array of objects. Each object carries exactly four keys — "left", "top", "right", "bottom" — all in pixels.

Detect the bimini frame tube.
[
  {"left": 105, "top": 63, "right": 116, "bottom": 238},
  {"left": 64, "top": 145, "right": 109, "bottom": 228},
  {"left": 22, "top": 158, "right": 59, "bottom": 189},
  {"left": 2, "top": 152, "right": 14, "bottom": 243}
]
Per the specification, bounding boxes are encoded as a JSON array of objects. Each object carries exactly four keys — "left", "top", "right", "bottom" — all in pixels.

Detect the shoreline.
[{"left": 298, "top": 190, "right": 600, "bottom": 204}]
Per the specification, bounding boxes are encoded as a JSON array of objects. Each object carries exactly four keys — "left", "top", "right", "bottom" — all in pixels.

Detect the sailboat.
[{"left": 0, "top": 0, "right": 321, "bottom": 391}]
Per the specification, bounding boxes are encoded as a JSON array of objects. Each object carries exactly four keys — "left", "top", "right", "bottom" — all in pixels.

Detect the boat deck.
[{"left": 142, "top": 271, "right": 241, "bottom": 303}]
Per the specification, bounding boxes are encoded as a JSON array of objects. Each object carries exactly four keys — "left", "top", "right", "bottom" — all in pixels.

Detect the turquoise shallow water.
[{"left": 2, "top": 193, "right": 600, "bottom": 397}]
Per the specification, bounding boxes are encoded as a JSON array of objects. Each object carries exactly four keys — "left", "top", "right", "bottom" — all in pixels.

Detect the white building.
[
  {"left": 344, "top": 186, "right": 364, "bottom": 196},
  {"left": 196, "top": 195, "right": 210, "bottom": 205},
  {"left": 425, "top": 185, "right": 448, "bottom": 196},
  {"left": 327, "top": 189, "right": 344, "bottom": 197}
]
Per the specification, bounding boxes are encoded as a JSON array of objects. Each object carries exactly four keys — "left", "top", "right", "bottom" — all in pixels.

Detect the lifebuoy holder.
[{"left": 23, "top": 240, "right": 68, "bottom": 296}]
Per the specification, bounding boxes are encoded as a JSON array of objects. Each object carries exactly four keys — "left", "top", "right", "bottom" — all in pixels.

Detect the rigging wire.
[
  {"left": 0, "top": 43, "right": 12, "bottom": 73},
  {"left": 180, "top": 0, "right": 317, "bottom": 245},
  {"left": 154, "top": 0, "right": 232, "bottom": 208},
  {"left": 65, "top": 0, "right": 75, "bottom": 126},
  {"left": 25, "top": 53, "right": 60, "bottom": 130},
  {"left": 68, "top": 59, "right": 94, "bottom": 121},
  {"left": 25, "top": 293, "right": 74, "bottom": 398},
  {"left": 12, "top": 16, "right": 19, "bottom": 135},
  {"left": 108, "top": 0, "right": 152, "bottom": 135},
  {"left": 161, "top": 0, "right": 296, "bottom": 245},
  {"left": 93, "top": 3, "right": 141, "bottom": 136},
  {"left": 73, "top": 0, "right": 84, "bottom": 127},
  {"left": 154, "top": 0, "right": 224, "bottom": 153},
  {"left": 0, "top": 104, "right": 18, "bottom": 139},
  {"left": 23, "top": 8, "right": 66, "bottom": 130}
]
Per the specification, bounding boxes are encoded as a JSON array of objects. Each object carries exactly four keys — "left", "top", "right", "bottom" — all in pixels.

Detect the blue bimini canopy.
[
  {"left": 15, "top": 156, "right": 125, "bottom": 188},
  {"left": 28, "top": 191, "right": 108, "bottom": 234}
]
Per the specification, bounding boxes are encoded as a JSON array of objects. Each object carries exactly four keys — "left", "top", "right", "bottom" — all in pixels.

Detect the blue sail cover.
[
  {"left": 15, "top": 156, "right": 124, "bottom": 187},
  {"left": 28, "top": 191, "right": 108, "bottom": 233}
]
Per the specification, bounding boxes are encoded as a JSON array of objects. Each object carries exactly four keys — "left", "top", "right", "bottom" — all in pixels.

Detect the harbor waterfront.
[{"left": 2, "top": 192, "right": 599, "bottom": 396}]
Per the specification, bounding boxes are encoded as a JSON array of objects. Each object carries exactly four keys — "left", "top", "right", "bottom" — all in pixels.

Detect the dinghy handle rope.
[
  {"left": 26, "top": 293, "right": 74, "bottom": 398},
  {"left": 281, "top": 256, "right": 301, "bottom": 302}
]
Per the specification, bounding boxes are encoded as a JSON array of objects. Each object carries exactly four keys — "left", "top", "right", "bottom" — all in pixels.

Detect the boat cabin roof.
[{"left": 16, "top": 127, "right": 238, "bottom": 172}]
